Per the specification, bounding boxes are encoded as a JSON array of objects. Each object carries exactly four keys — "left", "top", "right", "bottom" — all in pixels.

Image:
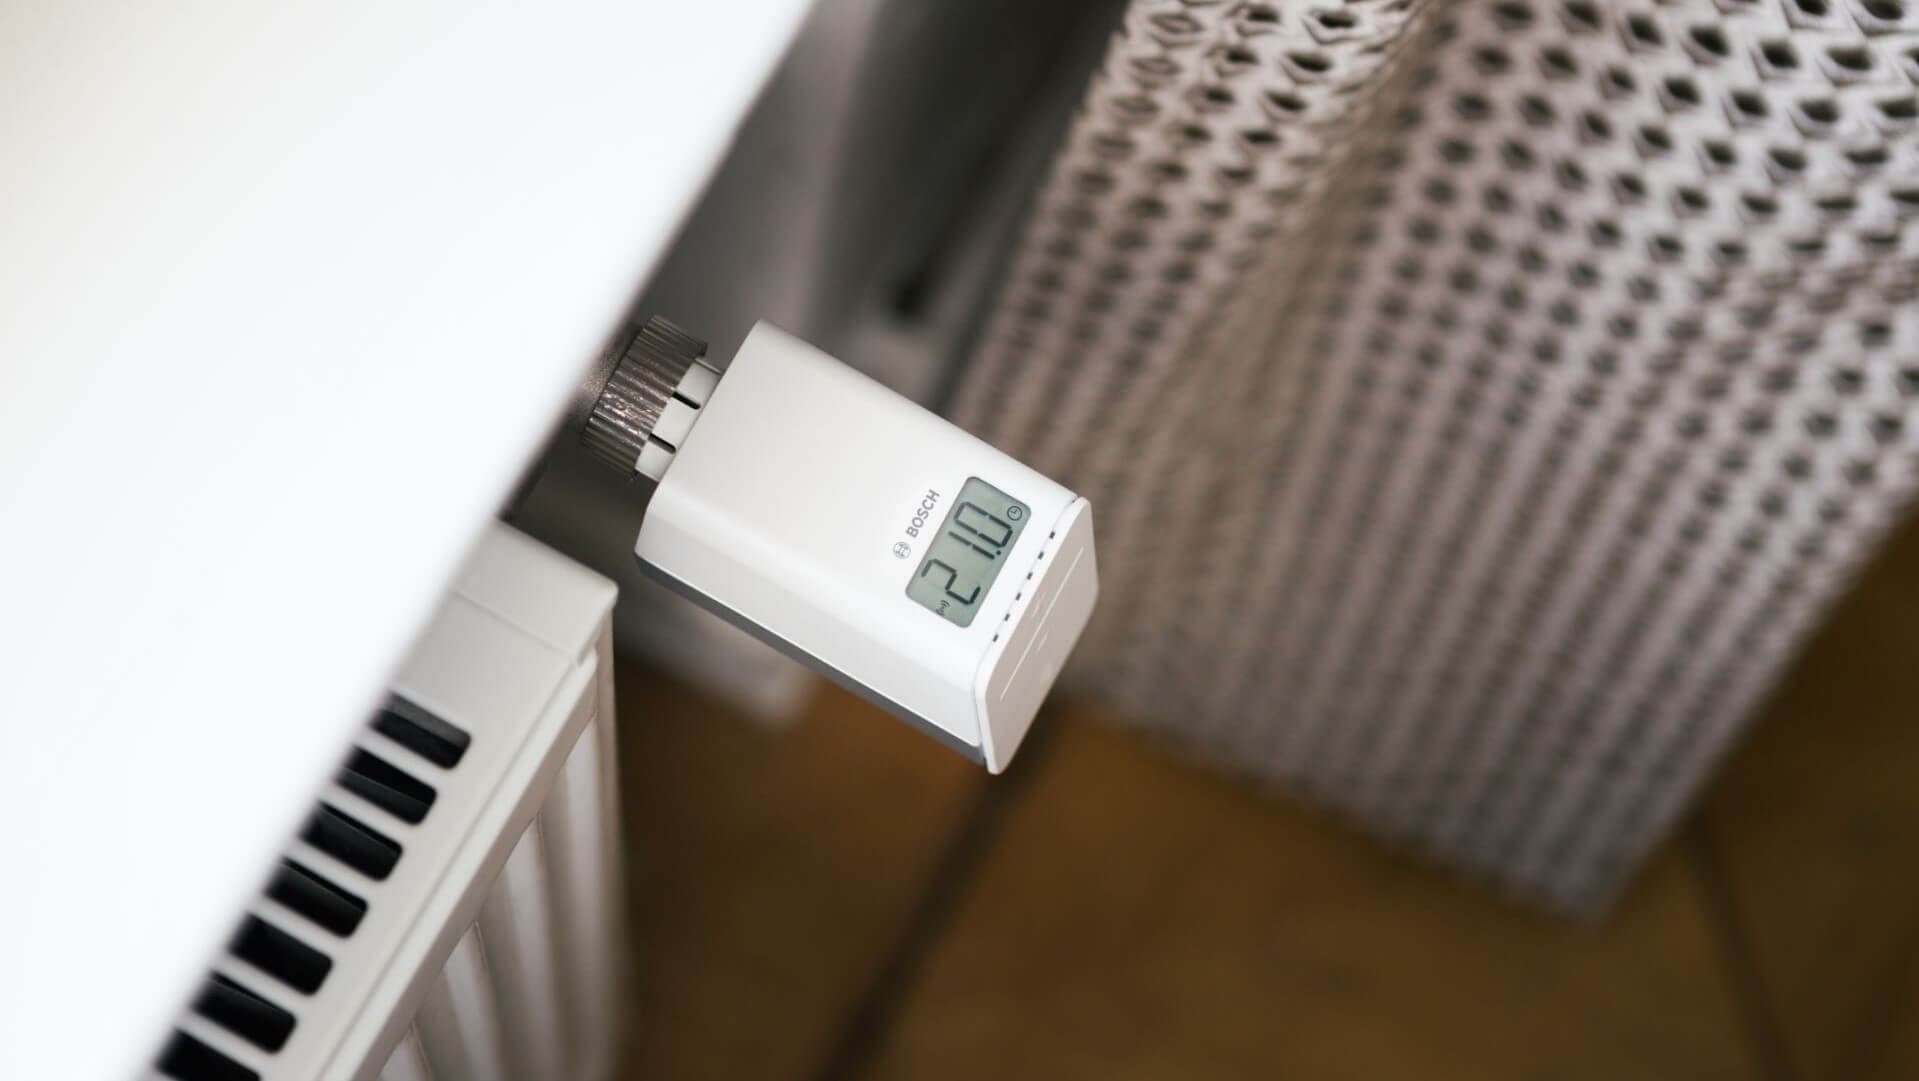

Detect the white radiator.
[{"left": 148, "top": 525, "right": 625, "bottom": 1081}]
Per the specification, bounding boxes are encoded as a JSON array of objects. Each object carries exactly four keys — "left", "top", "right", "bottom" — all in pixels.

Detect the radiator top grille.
[{"left": 159, "top": 701, "right": 467, "bottom": 1081}]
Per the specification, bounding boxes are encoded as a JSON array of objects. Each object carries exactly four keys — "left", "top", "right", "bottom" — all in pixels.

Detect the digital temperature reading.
[{"left": 907, "top": 477, "right": 1030, "bottom": 627}]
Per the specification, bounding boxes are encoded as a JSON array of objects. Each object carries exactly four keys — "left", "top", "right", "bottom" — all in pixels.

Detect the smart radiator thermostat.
[{"left": 583, "top": 317, "right": 1098, "bottom": 771}]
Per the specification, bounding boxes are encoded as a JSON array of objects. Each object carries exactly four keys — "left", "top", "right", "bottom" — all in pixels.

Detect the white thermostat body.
[{"left": 584, "top": 320, "right": 1097, "bottom": 771}]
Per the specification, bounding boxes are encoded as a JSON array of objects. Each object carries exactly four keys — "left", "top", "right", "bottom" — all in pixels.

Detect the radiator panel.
[
  {"left": 377, "top": 1031, "right": 430, "bottom": 1081},
  {"left": 151, "top": 525, "right": 623, "bottom": 1081},
  {"left": 543, "top": 716, "right": 622, "bottom": 1078},
  {"left": 417, "top": 929, "right": 511, "bottom": 1081},
  {"left": 477, "top": 823, "right": 567, "bottom": 1081}
]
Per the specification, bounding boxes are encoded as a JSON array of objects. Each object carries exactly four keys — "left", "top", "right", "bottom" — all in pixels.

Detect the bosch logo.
[
  {"left": 904, "top": 489, "right": 940, "bottom": 537},
  {"left": 897, "top": 489, "right": 940, "bottom": 559}
]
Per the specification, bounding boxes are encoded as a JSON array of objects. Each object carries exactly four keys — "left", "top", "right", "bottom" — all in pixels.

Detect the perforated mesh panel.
[{"left": 956, "top": 0, "right": 1919, "bottom": 910}]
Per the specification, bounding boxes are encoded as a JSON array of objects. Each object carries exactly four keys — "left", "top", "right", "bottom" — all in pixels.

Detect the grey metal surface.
[
  {"left": 580, "top": 317, "right": 708, "bottom": 475},
  {"left": 958, "top": 0, "right": 1919, "bottom": 910}
]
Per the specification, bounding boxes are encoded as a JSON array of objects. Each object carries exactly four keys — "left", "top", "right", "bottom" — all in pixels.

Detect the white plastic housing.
[{"left": 635, "top": 323, "right": 1098, "bottom": 771}]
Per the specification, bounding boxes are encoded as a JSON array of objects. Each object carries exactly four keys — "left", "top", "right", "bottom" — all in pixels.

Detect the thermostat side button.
[{"left": 977, "top": 499, "right": 1099, "bottom": 773}]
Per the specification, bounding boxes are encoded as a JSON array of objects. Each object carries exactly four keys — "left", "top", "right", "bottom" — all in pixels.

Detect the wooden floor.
[{"left": 612, "top": 513, "right": 1919, "bottom": 1081}]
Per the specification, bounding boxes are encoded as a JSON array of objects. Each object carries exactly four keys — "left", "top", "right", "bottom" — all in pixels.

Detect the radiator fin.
[
  {"left": 542, "top": 715, "right": 618, "bottom": 1070},
  {"left": 416, "top": 927, "right": 510, "bottom": 1081},
  {"left": 378, "top": 1028, "right": 433, "bottom": 1081},
  {"left": 477, "top": 820, "right": 569, "bottom": 1080}
]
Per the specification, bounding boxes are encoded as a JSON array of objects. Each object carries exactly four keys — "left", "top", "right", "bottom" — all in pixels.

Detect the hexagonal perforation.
[{"left": 956, "top": 0, "right": 1919, "bottom": 911}]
